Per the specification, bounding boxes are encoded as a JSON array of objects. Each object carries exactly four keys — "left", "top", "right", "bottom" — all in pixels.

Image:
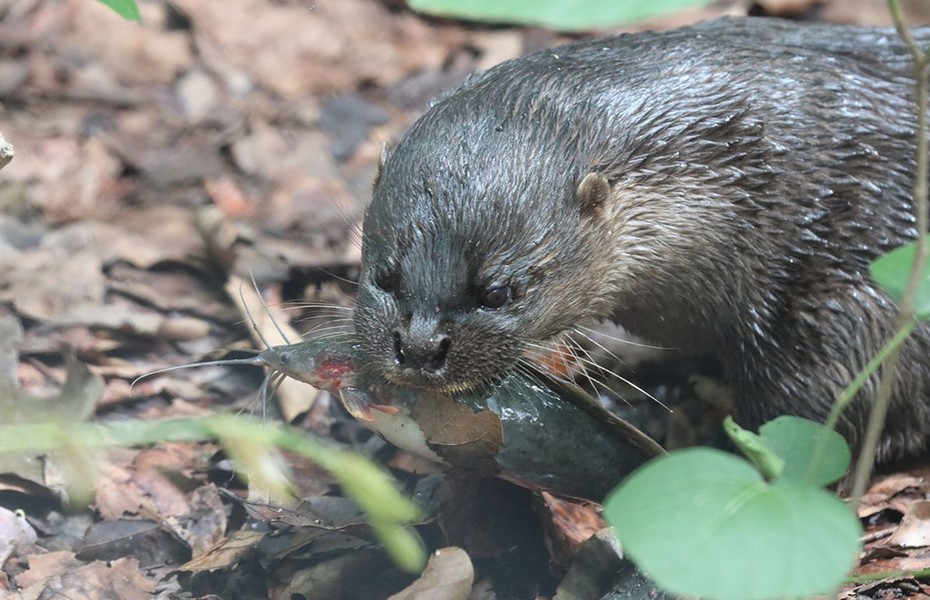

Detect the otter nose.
[{"left": 393, "top": 320, "right": 451, "bottom": 373}]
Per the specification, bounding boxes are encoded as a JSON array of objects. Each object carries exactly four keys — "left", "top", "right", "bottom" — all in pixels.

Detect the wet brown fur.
[{"left": 354, "top": 17, "right": 930, "bottom": 461}]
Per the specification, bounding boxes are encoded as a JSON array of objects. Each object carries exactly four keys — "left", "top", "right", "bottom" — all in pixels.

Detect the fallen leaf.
[
  {"left": 274, "top": 549, "right": 387, "bottom": 599},
  {"left": 859, "top": 468, "right": 930, "bottom": 518},
  {"left": 76, "top": 519, "right": 188, "bottom": 567},
  {"left": 264, "top": 529, "right": 373, "bottom": 566},
  {"left": 172, "top": 0, "right": 463, "bottom": 98},
  {"left": 164, "top": 483, "right": 228, "bottom": 558},
  {"left": 536, "top": 492, "right": 604, "bottom": 569},
  {"left": 320, "top": 93, "right": 389, "bottom": 160},
  {"left": 176, "top": 69, "right": 222, "bottom": 123},
  {"left": 61, "top": 0, "right": 192, "bottom": 85},
  {"left": 205, "top": 176, "right": 255, "bottom": 219},
  {"left": 18, "top": 556, "right": 155, "bottom": 599},
  {"left": 15, "top": 551, "right": 82, "bottom": 589},
  {"left": 0, "top": 224, "right": 106, "bottom": 321},
  {"left": 95, "top": 443, "right": 207, "bottom": 523},
  {"left": 388, "top": 547, "right": 473, "bottom": 600},
  {"left": 889, "top": 501, "right": 930, "bottom": 548},
  {"left": 179, "top": 530, "right": 265, "bottom": 572}
]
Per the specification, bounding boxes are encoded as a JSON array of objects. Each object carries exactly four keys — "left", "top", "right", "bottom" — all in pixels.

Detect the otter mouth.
[
  {"left": 375, "top": 338, "right": 571, "bottom": 395},
  {"left": 381, "top": 369, "right": 487, "bottom": 395}
]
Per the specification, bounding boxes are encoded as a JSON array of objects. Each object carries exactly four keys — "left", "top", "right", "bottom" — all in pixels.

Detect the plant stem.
[
  {"left": 848, "top": 0, "right": 930, "bottom": 507},
  {"left": 846, "top": 566, "right": 930, "bottom": 583},
  {"left": 0, "top": 415, "right": 426, "bottom": 570},
  {"left": 810, "top": 321, "right": 915, "bottom": 482}
]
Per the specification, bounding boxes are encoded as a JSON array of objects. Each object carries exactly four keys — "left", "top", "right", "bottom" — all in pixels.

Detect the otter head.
[{"left": 353, "top": 109, "right": 615, "bottom": 392}]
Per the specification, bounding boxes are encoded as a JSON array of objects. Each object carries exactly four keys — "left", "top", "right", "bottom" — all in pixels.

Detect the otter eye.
[
  {"left": 372, "top": 267, "right": 397, "bottom": 292},
  {"left": 481, "top": 285, "right": 512, "bottom": 309}
]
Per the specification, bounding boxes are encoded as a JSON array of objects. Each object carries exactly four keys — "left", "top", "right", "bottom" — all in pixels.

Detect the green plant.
[
  {"left": 604, "top": 417, "right": 861, "bottom": 600},
  {"left": 97, "top": 0, "right": 140, "bottom": 22},
  {"left": 870, "top": 235, "right": 930, "bottom": 319},
  {"left": 407, "top": 0, "right": 714, "bottom": 31},
  {"left": 0, "top": 415, "right": 427, "bottom": 573}
]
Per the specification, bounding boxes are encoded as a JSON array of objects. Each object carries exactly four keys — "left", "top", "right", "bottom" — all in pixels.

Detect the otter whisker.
[
  {"left": 527, "top": 337, "right": 627, "bottom": 405},
  {"left": 522, "top": 337, "right": 594, "bottom": 379},
  {"left": 521, "top": 349, "right": 638, "bottom": 410},
  {"left": 569, "top": 328, "right": 632, "bottom": 373},
  {"left": 563, "top": 337, "right": 616, "bottom": 399},
  {"left": 522, "top": 337, "right": 671, "bottom": 412},
  {"left": 278, "top": 302, "right": 354, "bottom": 312},
  {"left": 314, "top": 268, "right": 359, "bottom": 288},
  {"left": 329, "top": 198, "right": 364, "bottom": 247},
  {"left": 521, "top": 339, "right": 598, "bottom": 391},
  {"left": 292, "top": 315, "right": 354, "bottom": 327},
  {"left": 298, "top": 315, "right": 355, "bottom": 323},
  {"left": 297, "top": 324, "right": 355, "bottom": 340},
  {"left": 576, "top": 324, "right": 675, "bottom": 351},
  {"left": 568, "top": 351, "right": 671, "bottom": 413}
]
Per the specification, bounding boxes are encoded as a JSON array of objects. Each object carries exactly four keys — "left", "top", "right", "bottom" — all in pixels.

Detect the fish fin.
[{"left": 339, "top": 387, "right": 375, "bottom": 422}]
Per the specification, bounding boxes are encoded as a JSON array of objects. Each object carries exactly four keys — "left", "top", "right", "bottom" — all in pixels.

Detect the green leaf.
[
  {"left": 0, "top": 416, "right": 426, "bottom": 573},
  {"left": 407, "top": 0, "right": 713, "bottom": 32},
  {"left": 370, "top": 522, "right": 428, "bottom": 574},
  {"left": 604, "top": 448, "right": 862, "bottom": 600},
  {"left": 759, "top": 416, "right": 850, "bottom": 486},
  {"left": 723, "top": 416, "right": 784, "bottom": 480},
  {"left": 220, "top": 434, "right": 295, "bottom": 504},
  {"left": 335, "top": 453, "right": 422, "bottom": 524},
  {"left": 869, "top": 236, "right": 930, "bottom": 319},
  {"left": 0, "top": 316, "right": 104, "bottom": 502},
  {"left": 96, "top": 0, "right": 142, "bottom": 22}
]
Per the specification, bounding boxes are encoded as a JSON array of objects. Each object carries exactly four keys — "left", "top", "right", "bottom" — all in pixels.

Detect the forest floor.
[{"left": 1, "top": 0, "right": 929, "bottom": 598}]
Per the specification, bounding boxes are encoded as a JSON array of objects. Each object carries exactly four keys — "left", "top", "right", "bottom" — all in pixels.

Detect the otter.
[{"left": 352, "top": 17, "right": 930, "bottom": 462}]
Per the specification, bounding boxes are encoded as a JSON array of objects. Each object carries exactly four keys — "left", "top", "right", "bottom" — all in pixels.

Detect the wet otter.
[{"left": 353, "top": 17, "right": 930, "bottom": 461}]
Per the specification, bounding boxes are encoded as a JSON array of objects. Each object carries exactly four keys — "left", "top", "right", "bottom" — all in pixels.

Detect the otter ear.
[
  {"left": 575, "top": 172, "right": 611, "bottom": 214},
  {"left": 373, "top": 143, "right": 391, "bottom": 191}
]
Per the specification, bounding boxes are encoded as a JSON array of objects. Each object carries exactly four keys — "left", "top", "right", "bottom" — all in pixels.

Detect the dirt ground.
[{"left": 1, "top": 0, "right": 930, "bottom": 598}]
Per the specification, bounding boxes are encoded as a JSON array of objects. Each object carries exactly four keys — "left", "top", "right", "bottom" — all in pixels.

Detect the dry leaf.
[
  {"left": 889, "top": 501, "right": 930, "bottom": 548},
  {"left": 15, "top": 551, "right": 82, "bottom": 589},
  {"left": 388, "top": 547, "right": 474, "bottom": 600},
  {"left": 18, "top": 556, "right": 155, "bottom": 600},
  {"left": 179, "top": 530, "right": 265, "bottom": 572}
]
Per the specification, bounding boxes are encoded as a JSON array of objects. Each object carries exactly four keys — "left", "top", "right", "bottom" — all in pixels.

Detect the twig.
[{"left": 849, "top": 0, "right": 930, "bottom": 506}]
